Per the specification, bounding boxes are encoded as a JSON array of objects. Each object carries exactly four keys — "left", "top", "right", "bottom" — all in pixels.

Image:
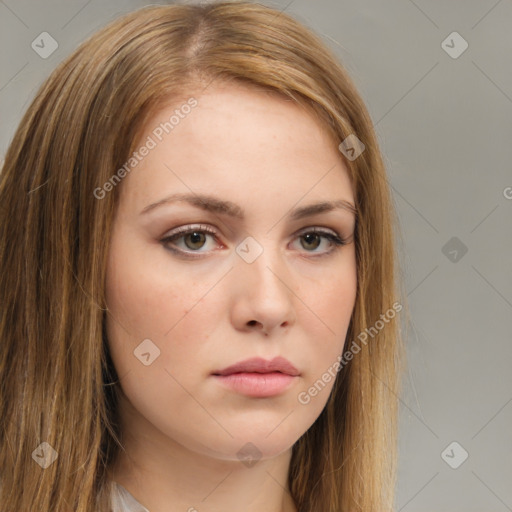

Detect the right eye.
[{"left": 160, "top": 224, "right": 222, "bottom": 257}]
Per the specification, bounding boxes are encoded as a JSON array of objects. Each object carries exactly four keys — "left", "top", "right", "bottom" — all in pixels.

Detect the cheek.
[
  {"left": 105, "top": 228, "right": 190, "bottom": 338},
  {"left": 303, "top": 257, "right": 357, "bottom": 331},
  {"left": 104, "top": 241, "right": 220, "bottom": 381},
  {"left": 299, "top": 261, "right": 357, "bottom": 385},
  {"left": 104, "top": 254, "right": 212, "bottom": 421}
]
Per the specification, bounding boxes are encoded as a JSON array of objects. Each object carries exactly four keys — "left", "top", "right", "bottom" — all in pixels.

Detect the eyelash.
[{"left": 160, "top": 223, "right": 349, "bottom": 259}]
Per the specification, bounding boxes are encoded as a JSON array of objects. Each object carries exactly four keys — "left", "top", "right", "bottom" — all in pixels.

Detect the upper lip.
[{"left": 212, "top": 356, "right": 300, "bottom": 376}]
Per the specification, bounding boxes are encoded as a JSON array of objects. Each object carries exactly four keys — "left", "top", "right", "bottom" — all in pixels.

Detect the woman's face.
[{"left": 105, "top": 82, "right": 357, "bottom": 463}]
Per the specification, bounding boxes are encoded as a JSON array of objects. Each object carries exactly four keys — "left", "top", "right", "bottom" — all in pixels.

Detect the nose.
[{"left": 229, "top": 240, "right": 296, "bottom": 336}]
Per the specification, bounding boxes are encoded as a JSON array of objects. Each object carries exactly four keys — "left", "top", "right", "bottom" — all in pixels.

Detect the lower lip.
[{"left": 213, "top": 372, "right": 297, "bottom": 397}]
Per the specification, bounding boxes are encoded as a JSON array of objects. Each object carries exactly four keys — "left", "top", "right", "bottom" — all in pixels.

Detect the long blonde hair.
[{"left": 0, "top": 2, "right": 407, "bottom": 510}]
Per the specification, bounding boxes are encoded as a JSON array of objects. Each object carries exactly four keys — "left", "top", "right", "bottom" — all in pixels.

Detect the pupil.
[
  {"left": 303, "top": 233, "right": 319, "bottom": 250},
  {"left": 187, "top": 232, "right": 204, "bottom": 249}
]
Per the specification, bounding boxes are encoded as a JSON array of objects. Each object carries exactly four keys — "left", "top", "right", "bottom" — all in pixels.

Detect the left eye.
[
  {"left": 161, "top": 225, "right": 348, "bottom": 257},
  {"left": 294, "top": 230, "right": 344, "bottom": 253}
]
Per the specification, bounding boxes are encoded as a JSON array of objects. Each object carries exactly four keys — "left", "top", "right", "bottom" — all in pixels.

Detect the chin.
[{"left": 191, "top": 424, "right": 307, "bottom": 463}]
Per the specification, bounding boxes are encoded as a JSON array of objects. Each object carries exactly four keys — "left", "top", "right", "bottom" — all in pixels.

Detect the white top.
[{"left": 110, "top": 481, "right": 150, "bottom": 512}]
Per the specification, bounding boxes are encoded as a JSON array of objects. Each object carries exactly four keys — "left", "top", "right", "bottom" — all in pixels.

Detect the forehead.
[{"left": 118, "top": 82, "right": 354, "bottom": 215}]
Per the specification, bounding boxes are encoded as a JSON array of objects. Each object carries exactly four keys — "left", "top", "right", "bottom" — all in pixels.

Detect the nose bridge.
[
  {"left": 235, "top": 234, "right": 291, "bottom": 302},
  {"left": 228, "top": 232, "right": 298, "bottom": 334}
]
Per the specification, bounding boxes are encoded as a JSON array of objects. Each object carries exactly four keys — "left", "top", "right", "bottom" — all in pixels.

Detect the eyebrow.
[{"left": 140, "top": 193, "right": 357, "bottom": 220}]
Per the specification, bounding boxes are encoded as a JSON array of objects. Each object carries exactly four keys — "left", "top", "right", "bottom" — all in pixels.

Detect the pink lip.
[
  {"left": 211, "top": 357, "right": 300, "bottom": 398},
  {"left": 212, "top": 356, "right": 300, "bottom": 377}
]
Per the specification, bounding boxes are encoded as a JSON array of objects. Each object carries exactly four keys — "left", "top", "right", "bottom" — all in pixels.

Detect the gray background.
[{"left": 1, "top": 0, "right": 511, "bottom": 510}]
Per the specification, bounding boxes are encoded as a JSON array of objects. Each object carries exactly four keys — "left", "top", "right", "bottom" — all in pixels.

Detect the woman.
[{"left": 0, "top": 2, "right": 407, "bottom": 511}]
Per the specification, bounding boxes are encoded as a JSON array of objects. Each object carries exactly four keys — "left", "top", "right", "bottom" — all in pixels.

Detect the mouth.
[
  {"left": 212, "top": 356, "right": 300, "bottom": 377},
  {"left": 212, "top": 372, "right": 298, "bottom": 398},
  {"left": 211, "top": 357, "right": 300, "bottom": 398}
]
